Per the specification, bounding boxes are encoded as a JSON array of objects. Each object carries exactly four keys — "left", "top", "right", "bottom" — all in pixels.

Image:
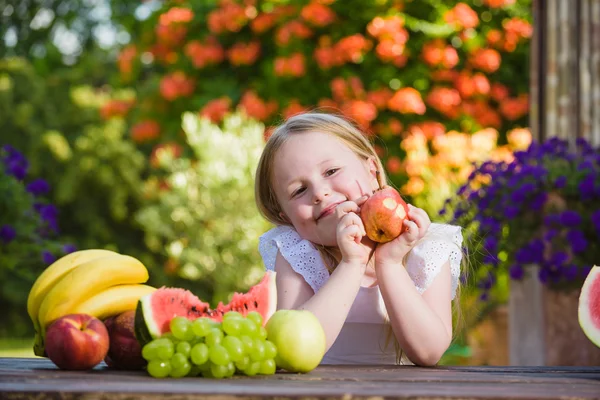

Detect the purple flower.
[
  {"left": 579, "top": 174, "right": 596, "bottom": 199},
  {"left": 544, "top": 228, "right": 558, "bottom": 242},
  {"left": 62, "top": 244, "right": 77, "bottom": 254},
  {"left": 566, "top": 230, "right": 588, "bottom": 253},
  {"left": 41, "top": 250, "right": 56, "bottom": 265},
  {"left": 563, "top": 265, "right": 578, "bottom": 281},
  {"left": 559, "top": 210, "right": 582, "bottom": 227},
  {"left": 0, "top": 225, "right": 16, "bottom": 244},
  {"left": 591, "top": 210, "right": 600, "bottom": 234},
  {"left": 554, "top": 176, "right": 567, "bottom": 188},
  {"left": 483, "top": 237, "right": 498, "bottom": 253},
  {"left": 509, "top": 265, "right": 524, "bottom": 280},
  {"left": 26, "top": 179, "right": 51, "bottom": 197},
  {"left": 530, "top": 192, "right": 547, "bottom": 211},
  {"left": 505, "top": 205, "right": 520, "bottom": 218}
]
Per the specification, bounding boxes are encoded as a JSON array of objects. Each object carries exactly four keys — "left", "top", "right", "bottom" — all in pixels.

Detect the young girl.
[{"left": 255, "top": 112, "right": 463, "bottom": 366}]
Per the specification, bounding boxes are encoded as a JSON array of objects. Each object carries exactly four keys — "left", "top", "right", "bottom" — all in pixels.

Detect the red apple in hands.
[
  {"left": 360, "top": 187, "right": 409, "bottom": 243},
  {"left": 104, "top": 310, "right": 146, "bottom": 370},
  {"left": 45, "top": 313, "right": 109, "bottom": 370}
]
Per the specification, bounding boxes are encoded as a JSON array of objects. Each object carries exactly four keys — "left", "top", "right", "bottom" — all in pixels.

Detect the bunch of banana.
[{"left": 27, "top": 249, "right": 156, "bottom": 357}]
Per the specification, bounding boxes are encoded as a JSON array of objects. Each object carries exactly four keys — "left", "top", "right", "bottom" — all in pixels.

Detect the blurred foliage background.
[{"left": 1, "top": 0, "right": 531, "bottom": 363}]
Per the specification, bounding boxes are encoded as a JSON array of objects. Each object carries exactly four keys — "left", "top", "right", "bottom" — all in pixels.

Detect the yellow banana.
[
  {"left": 27, "top": 249, "right": 119, "bottom": 328},
  {"left": 72, "top": 284, "right": 156, "bottom": 321},
  {"left": 37, "top": 254, "right": 149, "bottom": 332}
]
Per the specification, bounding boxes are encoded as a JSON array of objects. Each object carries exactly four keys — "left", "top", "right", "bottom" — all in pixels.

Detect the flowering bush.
[
  {"left": 110, "top": 0, "right": 532, "bottom": 215},
  {"left": 0, "top": 145, "right": 74, "bottom": 336},
  {"left": 135, "top": 112, "right": 270, "bottom": 304},
  {"left": 442, "top": 137, "right": 600, "bottom": 301}
]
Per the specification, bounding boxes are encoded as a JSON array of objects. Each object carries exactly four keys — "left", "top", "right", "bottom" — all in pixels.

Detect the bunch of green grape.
[{"left": 141, "top": 311, "right": 278, "bottom": 379}]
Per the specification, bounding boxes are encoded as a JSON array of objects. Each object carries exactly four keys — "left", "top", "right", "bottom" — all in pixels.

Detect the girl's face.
[{"left": 272, "top": 131, "right": 379, "bottom": 246}]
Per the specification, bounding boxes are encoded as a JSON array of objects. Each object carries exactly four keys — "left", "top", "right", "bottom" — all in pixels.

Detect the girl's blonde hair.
[{"left": 255, "top": 111, "right": 465, "bottom": 365}]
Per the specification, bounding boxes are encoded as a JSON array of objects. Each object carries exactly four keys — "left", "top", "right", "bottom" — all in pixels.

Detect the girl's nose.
[{"left": 312, "top": 185, "right": 330, "bottom": 204}]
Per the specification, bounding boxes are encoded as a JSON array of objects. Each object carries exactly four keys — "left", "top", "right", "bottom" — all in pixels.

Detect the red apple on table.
[
  {"left": 360, "top": 186, "right": 409, "bottom": 243},
  {"left": 45, "top": 313, "right": 109, "bottom": 370},
  {"left": 104, "top": 310, "right": 146, "bottom": 370}
]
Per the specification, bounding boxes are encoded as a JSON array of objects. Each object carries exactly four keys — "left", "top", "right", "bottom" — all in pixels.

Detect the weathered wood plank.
[{"left": 0, "top": 358, "right": 599, "bottom": 400}]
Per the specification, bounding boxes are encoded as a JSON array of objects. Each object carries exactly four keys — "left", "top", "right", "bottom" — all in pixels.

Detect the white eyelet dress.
[{"left": 258, "top": 223, "right": 463, "bottom": 365}]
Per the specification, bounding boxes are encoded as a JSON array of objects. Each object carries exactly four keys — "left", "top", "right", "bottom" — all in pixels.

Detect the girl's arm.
[
  {"left": 376, "top": 259, "right": 453, "bottom": 366},
  {"left": 273, "top": 198, "right": 374, "bottom": 351},
  {"left": 274, "top": 251, "right": 364, "bottom": 351}
]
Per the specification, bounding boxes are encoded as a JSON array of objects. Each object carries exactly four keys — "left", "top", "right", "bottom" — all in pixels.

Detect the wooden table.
[{"left": 1, "top": 358, "right": 599, "bottom": 400}]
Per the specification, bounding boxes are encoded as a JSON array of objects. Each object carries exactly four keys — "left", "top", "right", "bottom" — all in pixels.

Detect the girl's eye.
[
  {"left": 292, "top": 187, "right": 305, "bottom": 198},
  {"left": 325, "top": 168, "right": 339, "bottom": 177}
]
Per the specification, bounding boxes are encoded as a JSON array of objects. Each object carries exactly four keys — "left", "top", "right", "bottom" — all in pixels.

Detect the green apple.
[{"left": 266, "top": 309, "right": 326, "bottom": 373}]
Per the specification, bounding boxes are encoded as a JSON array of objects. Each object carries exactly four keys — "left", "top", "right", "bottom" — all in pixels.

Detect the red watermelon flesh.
[
  {"left": 134, "top": 271, "right": 277, "bottom": 344},
  {"left": 579, "top": 265, "right": 600, "bottom": 348},
  {"left": 215, "top": 271, "right": 277, "bottom": 321}
]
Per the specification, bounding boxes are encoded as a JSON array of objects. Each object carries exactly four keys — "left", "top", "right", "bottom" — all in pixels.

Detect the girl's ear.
[
  {"left": 366, "top": 157, "right": 381, "bottom": 190},
  {"left": 279, "top": 212, "right": 290, "bottom": 223}
]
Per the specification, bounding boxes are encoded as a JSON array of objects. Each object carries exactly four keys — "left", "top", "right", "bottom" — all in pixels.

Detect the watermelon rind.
[
  {"left": 134, "top": 295, "right": 157, "bottom": 346},
  {"left": 578, "top": 265, "right": 600, "bottom": 348}
]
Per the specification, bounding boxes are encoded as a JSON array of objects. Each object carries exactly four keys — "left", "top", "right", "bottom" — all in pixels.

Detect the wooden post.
[{"left": 509, "top": 265, "right": 545, "bottom": 365}]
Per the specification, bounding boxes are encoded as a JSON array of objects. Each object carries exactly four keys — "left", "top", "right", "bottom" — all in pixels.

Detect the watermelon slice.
[
  {"left": 579, "top": 265, "right": 600, "bottom": 348},
  {"left": 135, "top": 271, "right": 277, "bottom": 344}
]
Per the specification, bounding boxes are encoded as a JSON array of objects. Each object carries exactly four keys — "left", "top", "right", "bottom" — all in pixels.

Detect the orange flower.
[
  {"left": 330, "top": 77, "right": 349, "bottom": 102},
  {"left": 463, "top": 100, "right": 502, "bottom": 128},
  {"left": 150, "top": 142, "right": 183, "bottom": 168},
  {"left": 239, "top": 91, "right": 278, "bottom": 121},
  {"left": 185, "top": 38, "right": 225, "bottom": 68},
  {"left": 301, "top": 2, "right": 336, "bottom": 27},
  {"left": 471, "top": 128, "right": 499, "bottom": 154},
  {"left": 401, "top": 176, "right": 425, "bottom": 196},
  {"left": 375, "top": 39, "right": 406, "bottom": 64},
  {"left": 490, "top": 83, "right": 510, "bottom": 102},
  {"left": 486, "top": 29, "right": 503, "bottom": 47},
  {"left": 469, "top": 48, "right": 501, "bottom": 73},
  {"left": 207, "top": 2, "right": 249, "bottom": 34},
  {"left": 386, "top": 156, "right": 403, "bottom": 175},
  {"left": 341, "top": 100, "right": 377, "bottom": 129},
  {"left": 283, "top": 99, "right": 309, "bottom": 119},
  {"left": 131, "top": 120, "right": 160, "bottom": 143},
  {"left": 227, "top": 41, "right": 261, "bottom": 66},
  {"left": 336, "top": 34, "right": 372, "bottom": 63},
  {"left": 507, "top": 127, "right": 532, "bottom": 150},
  {"left": 366, "top": 87, "right": 394, "bottom": 110},
  {"left": 454, "top": 72, "right": 490, "bottom": 98},
  {"left": 276, "top": 20, "right": 313, "bottom": 46},
  {"left": 408, "top": 121, "right": 445, "bottom": 140},
  {"left": 504, "top": 17, "right": 533, "bottom": 39},
  {"left": 100, "top": 99, "right": 135, "bottom": 120},
  {"left": 500, "top": 94, "right": 529, "bottom": 120},
  {"left": 274, "top": 53, "right": 306, "bottom": 77},
  {"left": 158, "top": 7, "right": 194, "bottom": 25},
  {"left": 251, "top": 12, "right": 278, "bottom": 33},
  {"left": 317, "top": 98, "right": 339, "bottom": 110},
  {"left": 444, "top": 3, "right": 479, "bottom": 30},
  {"left": 367, "top": 16, "right": 405, "bottom": 40},
  {"left": 484, "top": 0, "right": 516, "bottom": 7},
  {"left": 159, "top": 72, "right": 195, "bottom": 101},
  {"left": 422, "top": 39, "right": 458, "bottom": 69},
  {"left": 431, "top": 69, "right": 459, "bottom": 82},
  {"left": 199, "top": 97, "right": 231, "bottom": 123},
  {"left": 314, "top": 43, "right": 344, "bottom": 69},
  {"left": 388, "top": 88, "right": 426, "bottom": 115},
  {"left": 426, "top": 87, "right": 461, "bottom": 118},
  {"left": 117, "top": 45, "right": 137, "bottom": 79}
]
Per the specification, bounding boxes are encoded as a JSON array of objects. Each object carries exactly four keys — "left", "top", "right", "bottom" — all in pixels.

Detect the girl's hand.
[
  {"left": 374, "top": 204, "right": 431, "bottom": 267},
  {"left": 335, "top": 197, "right": 376, "bottom": 266}
]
